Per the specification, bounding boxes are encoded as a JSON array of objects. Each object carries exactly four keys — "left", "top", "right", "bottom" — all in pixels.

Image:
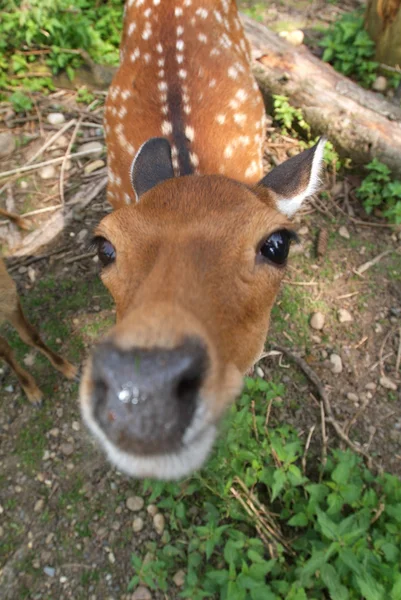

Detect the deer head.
[{"left": 80, "top": 137, "right": 325, "bottom": 479}]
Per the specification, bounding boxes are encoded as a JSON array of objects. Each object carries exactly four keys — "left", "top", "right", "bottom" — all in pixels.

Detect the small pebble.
[
  {"left": 338, "top": 309, "right": 353, "bottom": 323},
  {"left": 79, "top": 141, "right": 104, "bottom": 157},
  {"left": 39, "top": 165, "right": 57, "bottom": 180},
  {"left": 310, "top": 312, "right": 325, "bottom": 330},
  {"left": 298, "top": 226, "right": 309, "bottom": 235},
  {"left": 153, "top": 513, "right": 165, "bottom": 535},
  {"left": 372, "top": 75, "right": 388, "bottom": 92},
  {"left": 0, "top": 132, "right": 16, "bottom": 157},
  {"left": 147, "top": 504, "right": 158, "bottom": 517},
  {"left": 379, "top": 376, "right": 397, "bottom": 391},
  {"left": 338, "top": 226, "right": 350, "bottom": 240},
  {"left": 255, "top": 366, "right": 264, "bottom": 378},
  {"left": 330, "top": 353, "right": 343, "bottom": 374},
  {"left": 60, "top": 443, "right": 74, "bottom": 456},
  {"left": 365, "top": 382, "right": 376, "bottom": 391},
  {"left": 131, "top": 586, "right": 152, "bottom": 600},
  {"left": 279, "top": 29, "right": 304, "bottom": 46},
  {"left": 126, "top": 496, "right": 144, "bottom": 512},
  {"left": 47, "top": 112, "right": 66, "bottom": 126},
  {"left": 346, "top": 392, "right": 359, "bottom": 402},
  {"left": 44, "top": 566, "right": 56, "bottom": 577},
  {"left": 132, "top": 517, "right": 144, "bottom": 532},
  {"left": 173, "top": 570, "right": 186, "bottom": 587},
  {"left": 84, "top": 159, "right": 105, "bottom": 175},
  {"left": 34, "top": 499, "right": 45, "bottom": 512}
]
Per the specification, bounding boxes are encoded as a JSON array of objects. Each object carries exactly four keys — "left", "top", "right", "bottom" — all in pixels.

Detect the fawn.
[
  {"left": 80, "top": 0, "right": 325, "bottom": 479},
  {"left": 0, "top": 257, "right": 77, "bottom": 404}
]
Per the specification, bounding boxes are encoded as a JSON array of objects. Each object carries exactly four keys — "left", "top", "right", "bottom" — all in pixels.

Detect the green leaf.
[
  {"left": 321, "top": 564, "right": 349, "bottom": 600},
  {"left": 288, "top": 512, "right": 308, "bottom": 527},
  {"left": 316, "top": 508, "right": 339, "bottom": 541},
  {"left": 356, "top": 571, "right": 385, "bottom": 600},
  {"left": 271, "top": 469, "right": 286, "bottom": 501},
  {"left": 206, "top": 570, "right": 229, "bottom": 585}
]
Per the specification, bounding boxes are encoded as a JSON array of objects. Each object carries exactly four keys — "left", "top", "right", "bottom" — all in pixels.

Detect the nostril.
[
  {"left": 176, "top": 370, "right": 203, "bottom": 404},
  {"left": 93, "top": 377, "right": 109, "bottom": 421}
]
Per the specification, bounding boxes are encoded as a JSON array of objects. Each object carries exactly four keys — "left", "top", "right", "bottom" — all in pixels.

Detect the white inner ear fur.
[
  {"left": 129, "top": 140, "right": 148, "bottom": 204},
  {"left": 277, "top": 138, "right": 326, "bottom": 218}
]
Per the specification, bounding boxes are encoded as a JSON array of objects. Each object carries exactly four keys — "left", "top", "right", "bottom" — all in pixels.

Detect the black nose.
[{"left": 91, "top": 338, "right": 208, "bottom": 455}]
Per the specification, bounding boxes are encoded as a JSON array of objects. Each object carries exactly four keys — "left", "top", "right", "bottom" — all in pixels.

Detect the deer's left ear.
[{"left": 256, "top": 138, "right": 326, "bottom": 218}]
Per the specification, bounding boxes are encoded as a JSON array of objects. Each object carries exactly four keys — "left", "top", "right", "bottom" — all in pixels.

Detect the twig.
[
  {"left": 64, "top": 251, "right": 96, "bottom": 265},
  {"left": 26, "top": 119, "right": 77, "bottom": 166},
  {"left": 336, "top": 291, "right": 359, "bottom": 300},
  {"left": 320, "top": 402, "right": 328, "bottom": 479},
  {"left": 0, "top": 207, "right": 30, "bottom": 230},
  {"left": 282, "top": 279, "right": 318, "bottom": 286},
  {"left": 378, "top": 328, "right": 395, "bottom": 378},
  {"left": 0, "top": 148, "right": 102, "bottom": 179},
  {"left": 251, "top": 400, "right": 259, "bottom": 442},
  {"left": 302, "top": 424, "right": 316, "bottom": 475},
  {"left": 396, "top": 327, "right": 401, "bottom": 373},
  {"left": 355, "top": 248, "right": 397, "bottom": 275},
  {"left": 60, "top": 116, "right": 83, "bottom": 205},
  {"left": 272, "top": 345, "right": 376, "bottom": 469}
]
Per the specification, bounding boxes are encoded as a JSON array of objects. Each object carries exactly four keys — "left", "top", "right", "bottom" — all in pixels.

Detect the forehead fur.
[{"left": 98, "top": 175, "right": 290, "bottom": 243}]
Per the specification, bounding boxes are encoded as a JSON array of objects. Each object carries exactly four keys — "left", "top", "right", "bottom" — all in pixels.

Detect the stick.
[
  {"left": 0, "top": 149, "right": 103, "bottom": 179},
  {"left": 396, "top": 327, "right": 401, "bottom": 373},
  {"left": 271, "top": 345, "right": 376, "bottom": 469},
  {"left": 60, "top": 117, "right": 83, "bottom": 205},
  {"left": 356, "top": 248, "right": 398, "bottom": 276}
]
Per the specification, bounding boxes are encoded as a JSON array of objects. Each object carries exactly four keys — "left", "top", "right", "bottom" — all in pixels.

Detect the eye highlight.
[
  {"left": 90, "top": 236, "right": 116, "bottom": 267},
  {"left": 258, "top": 230, "right": 298, "bottom": 266}
]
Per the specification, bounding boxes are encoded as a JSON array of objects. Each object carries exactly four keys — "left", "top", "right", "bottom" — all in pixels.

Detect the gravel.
[
  {"left": 126, "top": 496, "right": 145, "bottom": 512},
  {"left": 310, "top": 312, "right": 325, "bottom": 330}
]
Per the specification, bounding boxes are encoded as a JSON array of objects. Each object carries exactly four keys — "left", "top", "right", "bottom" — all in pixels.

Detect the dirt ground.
[{"left": 1, "top": 1, "right": 400, "bottom": 599}]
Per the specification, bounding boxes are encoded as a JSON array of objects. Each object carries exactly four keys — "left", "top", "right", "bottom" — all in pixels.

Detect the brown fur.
[{"left": 0, "top": 258, "right": 77, "bottom": 404}]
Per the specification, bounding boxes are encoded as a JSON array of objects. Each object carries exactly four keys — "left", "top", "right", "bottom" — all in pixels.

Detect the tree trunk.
[
  {"left": 365, "top": 0, "right": 401, "bottom": 67},
  {"left": 241, "top": 14, "right": 401, "bottom": 176}
]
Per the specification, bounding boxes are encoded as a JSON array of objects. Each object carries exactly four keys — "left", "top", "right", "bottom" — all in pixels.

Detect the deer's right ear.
[
  {"left": 256, "top": 138, "right": 326, "bottom": 218},
  {"left": 130, "top": 137, "right": 175, "bottom": 202}
]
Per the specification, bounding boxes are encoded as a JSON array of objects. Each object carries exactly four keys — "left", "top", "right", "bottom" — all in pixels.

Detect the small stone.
[
  {"left": 346, "top": 392, "right": 359, "bottom": 402},
  {"left": 338, "top": 309, "right": 353, "bottom": 323},
  {"left": 298, "top": 226, "right": 309, "bottom": 235},
  {"left": 60, "top": 576, "right": 68, "bottom": 584},
  {"left": 379, "top": 376, "right": 397, "bottom": 391},
  {"left": 0, "top": 526, "right": 4, "bottom": 537},
  {"left": 365, "top": 382, "right": 376, "bottom": 391},
  {"left": 84, "top": 159, "right": 105, "bottom": 175},
  {"left": 132, "top": 517, "right": 144, "bottom": 532},
  {"left": 47, "top": 112, "right": 65, "bottom": 126},
  {"left": 27, "top": 267, "right": 36, "bottom": 283},
  {"left": 5, "top": 385, "right": 14, "bottom": 393},
  {"left": 279, "top": 29, "right": 304, "bottom": 46},
  {"left": 153, "top": 513, "right": 165, "bottom": 535},
  {"left": 126, "top": 496, "right": 144, "bottom": 512},
  {"left": 0, "top": 132, "right": 16, "bottom": 158},
  {"left": 173, "top": 570, "right": 186, "bottom": 587},
  {"left": 49, "top": 427, "right": 60, "bottom": 438},
  {"left": 34, "top": 498, "right": 45, "bottom": 512},
  {"left": 20, "top": 180, "right": 28, "bottom": 189},
  {"left": 44, "top": 566, "right": 56, "bottom": 577},
  {"left": 255, "top": 366, "right": 264, "bottom": 378},
  {"left": 79, "top": 141, "right": 104, "bottom": 157},
  {"left": 72, "top": 421, "right": 80, "bottom": 431},
  {"left": 50, "top": 134, "right": 68, "bottom": 149},
  {"left": 60, "top": 442, "right": 74, "bottom": 456},
  {"left": 338, "top": 226, "right": 350, "bottom": 240},
  {"left": 146, "top": 504, "right": 158, "bottom": 517},
  {"left": 330, "top": 353, "right": 343, "bottom": 374},
  {"left": 39, "top": 165, "right": 57, "bottom": 180},
  {"left": 372, "top": 76, "right": 388, "bottom": 92},
  {"left": 108, "top": 552, "right": 116, "bottom": 564},
  {"left": 77, "top": 229, "right": 88, "bottom": 243},
  {"left": 131, "top": 586, "right": 152, "bottom": 600},
  {"left": 310, "top": 312, "right": 325, "bottom": 330}
]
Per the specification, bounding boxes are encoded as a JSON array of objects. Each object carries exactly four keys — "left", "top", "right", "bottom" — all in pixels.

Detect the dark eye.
[
  {"left": 91, "top": 236, "right": 116, "bottom": 267},
  {"left": 259, "top": 230, "right": 296, "bottom": 266}
]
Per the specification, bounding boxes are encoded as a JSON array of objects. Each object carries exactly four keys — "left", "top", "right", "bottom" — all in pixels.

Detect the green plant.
[
  {"left": 0, "top": 0, "right": 123, "bottom": 92},
  {"left": 128, "top": 377, "right": 401, "bottom": 599},
  {"left": 272, "top": 95, "right": 310, "bottom": 135},
  {"left": 357, "top": 159, "right": 401, "bottom": 224},
  {"left": 320, "top": 11, "right": 378, "bottom": 87},
  {"left": 76, "top": 86, "right": 95, "bottom": 104},
  {"left": 9, "top": 91, "right": 33, "bottom": 113}
]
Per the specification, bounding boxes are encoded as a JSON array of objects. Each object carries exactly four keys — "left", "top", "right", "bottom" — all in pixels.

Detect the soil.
[{"left": 1, "top": 2, "right": 400, "bottom": 599}]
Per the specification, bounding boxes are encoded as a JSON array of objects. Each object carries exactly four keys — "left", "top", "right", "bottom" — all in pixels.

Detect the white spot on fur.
[
  {"left": 156, "top": 43, "right": 163, "bottom": 53},
  {"left": 175, "top": 7, "right": 183, "bottom": 17},
  {"left": 209, "top": 79, "right": 216, "bottom": 88},
  {"left": 197, "top": 33, "right": 207, "bottom": 43},
  {"left": 177, "top": 25, "right": 184, "bottom": 36},
  {"left": 185, "top": 125, "right": 195, "bottom": 141},
  {"left": 227, "top": 66, "right": 238, "bottom": 79},
  {"left": 190, "top": 152, "right": 199, "bottom": 167},
  {"left": 183, "top": 104, "right": 191, "bottom": 114},
  {"left": 178, "top": 69, "right": 187, "bottom": 79},
  {"left": 161, "top": 121, "right": 173, "bottom": 135},
  {"left": 128, "top": 22, "right": 136, "bottom": 35},
  {"left": 216, "top": 114, "right": 226, "bottom": 124},
  {"left": 224, "top": 144, "right": 233, "bottom": 158},
  {"left": 158, "top": 81, "right": 168, "bottom": 91},
  {"left": 130, "top": 48, "right": 140, "bottom": 62},
  {"left": 176, "top": 54, "right": 184, "bottom": 64},
  {"left": 236, "top": 89, "right": 248, "bottom": 102},
  {"left": 196, "top": 7, "right": 208, "bottom": 18},
  {"left": 245, "top": 160, "right": 259, "bottom": 178},
  {"left": 234, "top": 113, "right": 247, "bottom": 126},
  {"left": 176, "top": 39, "right": 184, "bottom": 51}
]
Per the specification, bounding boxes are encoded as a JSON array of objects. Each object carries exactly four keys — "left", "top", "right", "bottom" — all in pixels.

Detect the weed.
[
  {"left": 76, "top": 85, "right": 95, "bottom": 104},
  {"left": 9, "top": 91, "right": 33, "bottom": 113},
  {"left": 272, "top": 95, "right": 310, "bottom": 136},
  {"left": 127, "top": 378, "right": 401, "bottom": 599},
  {"left": 320, "top": 11, "right": 378, "bottom": 87},
  {"left": 356, "top": 159, "right": 401, "bottom": 224}
]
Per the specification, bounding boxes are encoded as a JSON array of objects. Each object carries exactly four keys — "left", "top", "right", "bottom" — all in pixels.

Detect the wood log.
[{"left": 241, "top": 14, "right": 401, "bottom": 176}]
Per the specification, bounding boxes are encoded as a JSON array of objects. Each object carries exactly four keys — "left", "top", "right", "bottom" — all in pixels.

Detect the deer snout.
[{"left": 90, "top": 338, "right": 208, "bottom": 456}]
